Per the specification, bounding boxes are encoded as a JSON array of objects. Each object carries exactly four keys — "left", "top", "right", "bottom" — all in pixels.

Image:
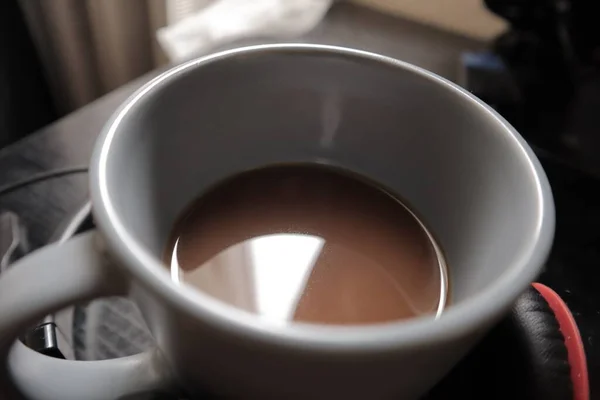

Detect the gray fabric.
[{"left": 73, "top": 297, "right": 153, "bottom": 361}]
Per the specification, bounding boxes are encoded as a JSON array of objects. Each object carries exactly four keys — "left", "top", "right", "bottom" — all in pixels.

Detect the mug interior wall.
[{"left": 105, "top": 50, "right": 542, "bottom": 305}]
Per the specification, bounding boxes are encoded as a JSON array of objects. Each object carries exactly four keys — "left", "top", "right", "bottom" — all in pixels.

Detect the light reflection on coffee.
[{"left": 164, "top": 164, "right": 448, "bottom": 325}]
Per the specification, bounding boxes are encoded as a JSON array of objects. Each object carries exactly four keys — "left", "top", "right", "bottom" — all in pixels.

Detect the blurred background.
[
  {"left": 3, "top": 0, "right": 504, "bottom": 139},
  {"left": 4, "top": 0, "right": 599, "bottom": 179}
]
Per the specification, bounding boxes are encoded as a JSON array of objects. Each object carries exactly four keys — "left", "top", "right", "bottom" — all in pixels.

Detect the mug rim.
[{"left": 90, "top": 43, "right": 555, "bottom": 353}]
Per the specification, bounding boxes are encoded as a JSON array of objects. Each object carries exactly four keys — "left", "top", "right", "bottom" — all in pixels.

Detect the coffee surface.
[{"left": 164, "top": 164, "right": 447, "bottom": 325}]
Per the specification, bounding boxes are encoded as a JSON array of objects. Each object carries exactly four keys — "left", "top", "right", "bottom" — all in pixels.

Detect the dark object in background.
[
  {"left": 0, "top": 0, "right": 56, "bottom": 148},
  {"left": 483, "top": 0, "right": 600, "bottom": 177},
  {"left": 459, "top": 52, "right": 523, "bottom": 127}
]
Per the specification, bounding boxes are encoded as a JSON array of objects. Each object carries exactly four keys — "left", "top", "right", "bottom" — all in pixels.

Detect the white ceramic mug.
[{"left": 0, "top": 44, "right": 554, "bottom": 400}]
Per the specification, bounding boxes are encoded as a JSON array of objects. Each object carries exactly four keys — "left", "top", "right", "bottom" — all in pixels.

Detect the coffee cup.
[{"left": 0, "top": 44, "right": 554, "bottom": 400}]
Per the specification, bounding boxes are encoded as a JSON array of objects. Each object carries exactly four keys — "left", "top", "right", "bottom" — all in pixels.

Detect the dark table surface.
[{"left": 0, "top": 3, "right": 598, "bottom": 399}]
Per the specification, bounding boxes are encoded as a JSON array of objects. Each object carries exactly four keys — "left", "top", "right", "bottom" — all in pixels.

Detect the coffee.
[{"left": 164, "top": 164, "right": 448, "bottom": 325}]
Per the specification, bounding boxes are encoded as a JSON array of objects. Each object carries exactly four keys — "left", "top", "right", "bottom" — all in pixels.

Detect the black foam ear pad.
[
  {"left": 509, "top": 285, "right": 573, "bottom": 400},
  {"left": 424, "top": 284, "right": 586, "bottom": 400}
]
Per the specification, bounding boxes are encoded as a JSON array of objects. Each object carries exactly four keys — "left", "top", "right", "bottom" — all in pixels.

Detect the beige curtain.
[
  {"left": 350, "top": 0, "right": 506, "bottom": 41},
  {"left": 18, "top": 0, "right": 172, "bottom": 115}
]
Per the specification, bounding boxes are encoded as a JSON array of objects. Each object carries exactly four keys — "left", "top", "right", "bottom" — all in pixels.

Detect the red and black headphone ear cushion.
[
  {"left": 424, "top": 284, "right": 588, "bottom": 400},
  {"left": 510, "top": 284, "right": 573, "bottom": 400},
  {"left": 532, "top": 283, "right": 589, "bottom": 400}
]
